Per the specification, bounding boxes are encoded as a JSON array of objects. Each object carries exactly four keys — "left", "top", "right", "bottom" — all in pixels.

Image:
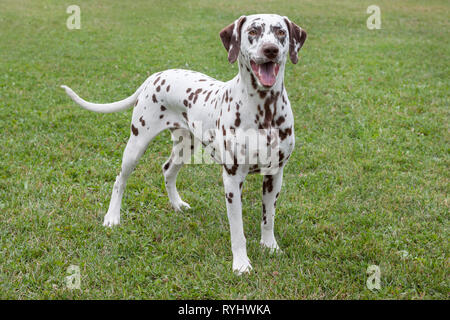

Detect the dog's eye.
[
  {"left": 276, "top": 30, "right": 286, "bottom": 37},
  {"left": 248, "top": 29, "right": 257, "bottom": 36}
]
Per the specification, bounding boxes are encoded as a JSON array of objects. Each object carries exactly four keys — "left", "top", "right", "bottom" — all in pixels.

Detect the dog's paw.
[
  {"left": 172, "top": 200, "right": 191, "bottom": 212},
  {"left": 260, "top": 240, "right": 283, "bottom": 254},
  {"left": 103, "top": 213, "right": 120, "bottom": 227},
  {"left": 233, "top": 256, "right": 253, "bottom": 275}
]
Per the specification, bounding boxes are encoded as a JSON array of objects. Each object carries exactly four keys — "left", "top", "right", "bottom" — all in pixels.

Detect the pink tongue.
[{"left": 258, "top": 63, "right": 276, "bottom": 87}]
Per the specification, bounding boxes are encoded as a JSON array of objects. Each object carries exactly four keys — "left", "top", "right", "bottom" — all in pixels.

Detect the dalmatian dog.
[{"left": 61, "top": 14, "right": 307, "bottom": 274}]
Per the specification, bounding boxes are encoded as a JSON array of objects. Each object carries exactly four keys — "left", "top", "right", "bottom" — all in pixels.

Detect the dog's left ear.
[
  {"left": 283, "top": 17, "right": 307, "bottom": 64},
  {"left": 219, "top": 15, "right": 247, "bottom": 63}
]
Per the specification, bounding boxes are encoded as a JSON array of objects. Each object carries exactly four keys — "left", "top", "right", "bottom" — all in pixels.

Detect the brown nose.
[{"left": 262, "top": 44, "right": 279, "bottom": 59}]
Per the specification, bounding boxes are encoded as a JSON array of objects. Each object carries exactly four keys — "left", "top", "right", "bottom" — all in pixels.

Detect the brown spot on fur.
[
  {"left": 257, "top": 105, "right": 263, "bottom": 116},
  {"left": 279, "top": 126, "right": 293, "bottom": 140},
  {"left": 224, "top": 163, "right": 239, "bottom": 176},
  {"left": 152, "top": 94, "right": 158, "bottom": 103},
  {"left": 226, "top": 192, "right": 234, "bottom": 203},
  {"left": 160, "top": 105, "right": 166, "bottom": 111},
  {"left": 163, "top": 159, "right": 171, "bottom": 171},
  {"left": 139, "top": 116, "right": 145, "bottom": 127},
  {"left": 234, "top": 112, "right": 241, "bottom": 127},
  {"left": 250, "top": 74, "right": 258, "bottom": 90},
  {"left": 249, "top": 164, "right": 261, "bottom": 174},
  {"left": 275, "top": 116, "right": 285, "bottom": 126},
  {"left": 263, "top": 91, "right": 280, "bottom": 128},
  {"left": 205, "top": 90, "right": 212, "bottom": 102},
  {"left": 259, "top": 90, "right": 267, "bottom": 99},
  {"left": 131, "top": 124, "right": 139, "bottom": 136},
  {"left": 166, "top": 85, "right": 170, "bottom": 92},
  {"left": 262, "top": 204, "right": 267, "bottom": 224},
  {"left": 224, "top": 153, "right": 239, "bottom": 176},
  {"left": 263, "top": 175, "right": 274, "bottom": 194}
]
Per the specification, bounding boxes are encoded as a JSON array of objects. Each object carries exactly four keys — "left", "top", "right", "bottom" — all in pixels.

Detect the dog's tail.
[{"left": 60, "top": 81, "right": 146, "bottom": 113}]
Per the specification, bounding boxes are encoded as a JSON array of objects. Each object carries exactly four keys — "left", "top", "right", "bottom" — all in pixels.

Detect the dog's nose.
[{"left": 262, "top": 44, "right": 279, "bottom": 60}]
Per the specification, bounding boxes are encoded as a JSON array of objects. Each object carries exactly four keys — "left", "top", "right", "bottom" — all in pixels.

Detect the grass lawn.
[{"left": 0, "top": 0, "right": 448, "bottom": 299}]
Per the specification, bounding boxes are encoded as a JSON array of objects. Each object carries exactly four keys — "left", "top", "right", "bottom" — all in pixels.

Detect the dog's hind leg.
[
  {"left": 162, "top": 129, "right": 193, "bottom": 212},
  {"left": 103, "top": 120, "right": 164, "bottom": 227}
]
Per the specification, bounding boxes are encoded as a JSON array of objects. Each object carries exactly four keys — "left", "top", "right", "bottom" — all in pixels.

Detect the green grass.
[{"left": 0, "top": 0, "right": 448, "bottom": 299}]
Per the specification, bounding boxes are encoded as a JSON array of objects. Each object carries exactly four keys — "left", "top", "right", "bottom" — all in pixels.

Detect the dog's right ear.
[{"left": 219, "top": 16, "right": 247, "bottom": 64}]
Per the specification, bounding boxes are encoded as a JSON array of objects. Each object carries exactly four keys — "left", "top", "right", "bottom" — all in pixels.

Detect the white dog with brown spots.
[{"left": 61, "top": 14, "right": 307, "bottom": 274}]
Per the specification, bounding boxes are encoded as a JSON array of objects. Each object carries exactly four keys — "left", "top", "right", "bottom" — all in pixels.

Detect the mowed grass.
[{"left": 0, "top": 0, "right": 448, "bottom": 299}]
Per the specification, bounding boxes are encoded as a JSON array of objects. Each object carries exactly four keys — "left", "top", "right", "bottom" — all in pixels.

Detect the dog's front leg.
[
  {"left": 222, "top": 169, "right": 252, "bottom": 274},
  {"left": 261, "top": 168, "right": 284, "bottom": 252}
]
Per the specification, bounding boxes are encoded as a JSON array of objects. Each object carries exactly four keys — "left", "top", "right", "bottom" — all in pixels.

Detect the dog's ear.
[
  {"left": 283, "top": 17, "right": 307, "bottom": 64},
  {"left": 219, "top": 15, "right": 247, "bottom": 63}
]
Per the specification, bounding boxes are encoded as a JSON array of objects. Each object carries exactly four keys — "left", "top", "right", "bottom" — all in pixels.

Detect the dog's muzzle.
[{"left": 250, "top": 43, "right": 281, "bottom": 88}]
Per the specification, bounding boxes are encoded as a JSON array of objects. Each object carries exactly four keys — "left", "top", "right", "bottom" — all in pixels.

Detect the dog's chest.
[{"left": 214, "top": 87, "right": 295, "bottom": 171}]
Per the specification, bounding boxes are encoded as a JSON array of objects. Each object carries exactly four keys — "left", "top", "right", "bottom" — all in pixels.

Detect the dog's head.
[{"left": 220, "top": 14, "right": 307, "bottom": 89}]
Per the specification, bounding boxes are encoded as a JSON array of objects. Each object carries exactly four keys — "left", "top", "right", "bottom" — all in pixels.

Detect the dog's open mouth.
[{"left": 250, "top": 60, "right": 280, "bottom": 87}]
